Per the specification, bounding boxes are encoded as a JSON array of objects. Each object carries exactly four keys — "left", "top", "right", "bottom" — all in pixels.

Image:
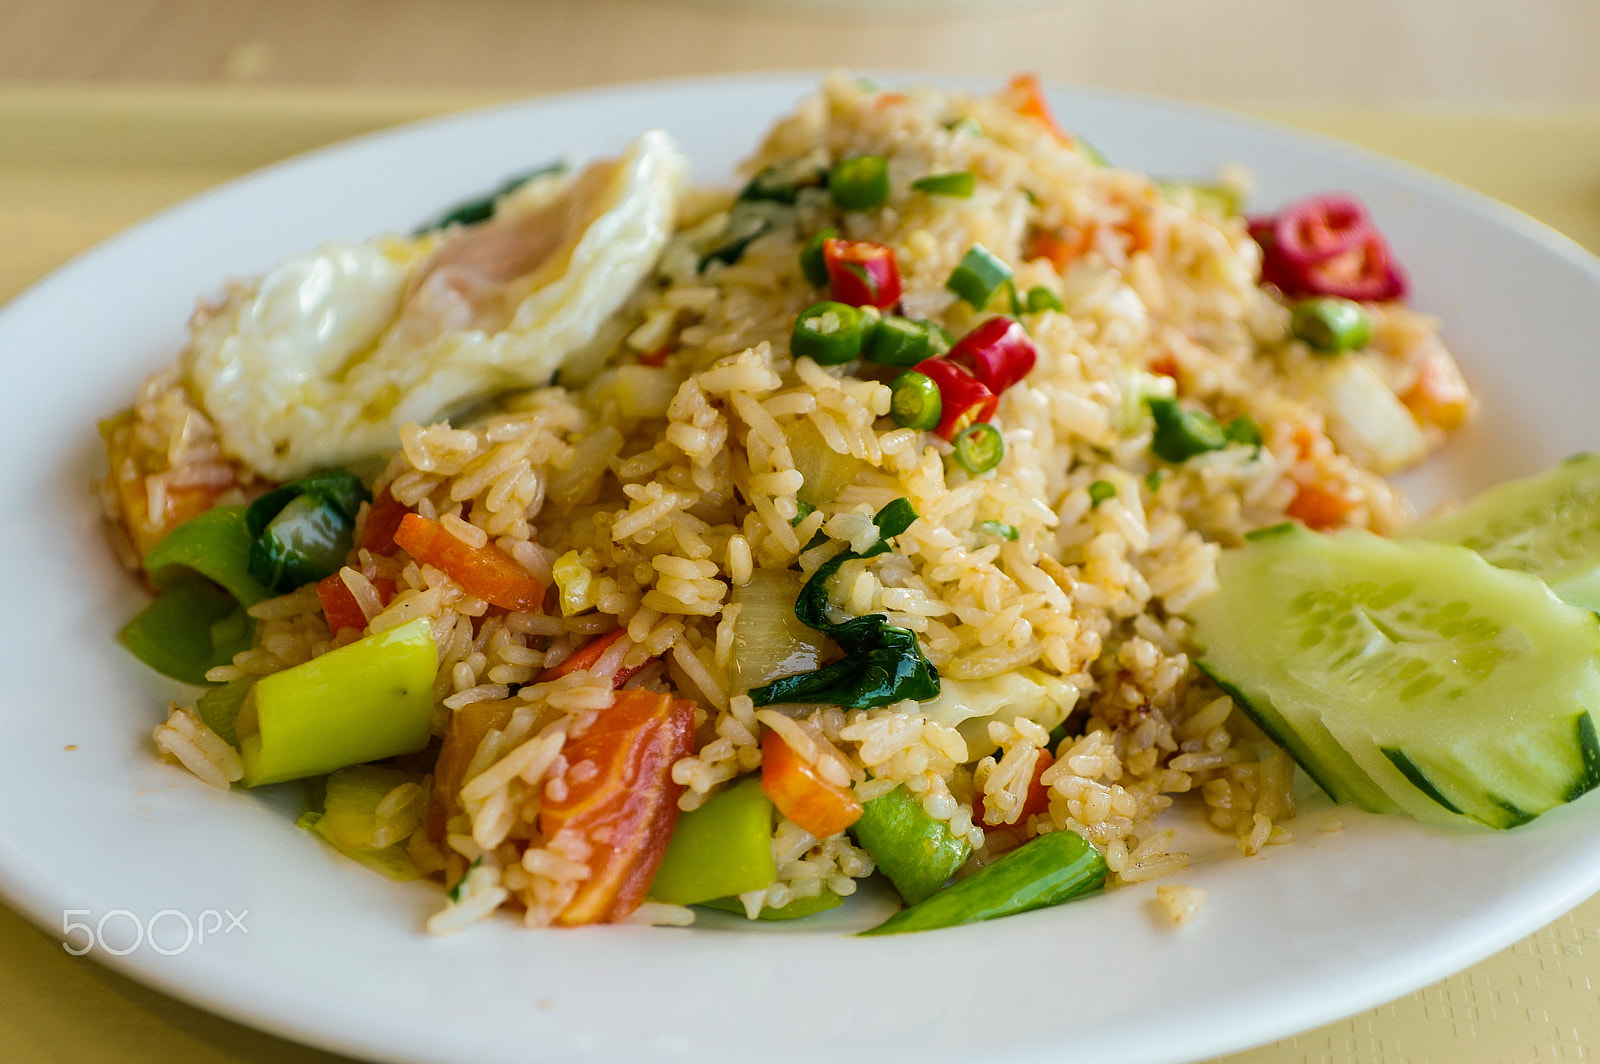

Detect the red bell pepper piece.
[
  {"left": 948, "top": 316, "right": 1037, "bottom": 394},
  {"left": 823, "top": 237, "right": 902, "bottom": 309},
  {"left": 913, "top": 358, "right": 999, "bottom": 441}
]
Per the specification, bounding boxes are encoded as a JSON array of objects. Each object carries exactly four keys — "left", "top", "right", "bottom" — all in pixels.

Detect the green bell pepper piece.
[
  {"left": 119, "top": 576, "right": 253, "bottom": 686},
  {"left": 141, "top": 504, "right": 271, "bottom": 607},
  {"left": 649, "top": 777, "right": 777, "bottom": 906},
  {"left": 700, "top": 890, "right": 843, "bottom": 921}
]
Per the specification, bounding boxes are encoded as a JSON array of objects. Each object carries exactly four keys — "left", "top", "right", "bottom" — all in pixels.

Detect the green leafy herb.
[
  {"left": 748, "top": 500, "right": 939, "bottom": 710},
  {"left": 413, "top": 163, "right": 566, "bottom": 234}
]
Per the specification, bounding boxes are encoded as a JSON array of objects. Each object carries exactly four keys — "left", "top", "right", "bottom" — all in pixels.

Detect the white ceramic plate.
[{"left": 1, "top": 73, "right": 1598, "bottom": 1064}]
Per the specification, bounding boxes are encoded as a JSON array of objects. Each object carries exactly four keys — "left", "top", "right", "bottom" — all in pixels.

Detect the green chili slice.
[
  {"left": 1146, "top": 397, "right": 1227, "bottom": 463},
  {"left": 799, "top": 227, "right": 838, "bottom": 288},
  {"left": 946, "top": 244, "right": 1013, "bottom": 309},
  {"left": 867, "top": 316, "right": 952, "bottom": 368},
  {"left": 974, "top": 520, "right": 1019, "bottom": 541},
  {"left": 1088, "top": 480, "right": 1116, "bottom": 507},
  {"left": 829, "top": 155, "right": 890, "bottom": 211},
  {"left": 792, "top": 301, "right": 872, "bottom": 365},
  {"left": 1024, "top": 285, "right": 1065, "bottom": 313},
  {"left": 889, "top": 371, "right": 942, "bottom": 431},
  {"left": 1290, "top": 296, "right": 1373, "bottom": 353},
  {"left": 953, "top": 422, "right": 1005, "bottom": 474}
]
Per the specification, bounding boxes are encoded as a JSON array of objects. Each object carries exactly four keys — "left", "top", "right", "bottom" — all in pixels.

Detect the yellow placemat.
[{"left": 3, "top": 87, "right": 1598, "bottom": 1064}]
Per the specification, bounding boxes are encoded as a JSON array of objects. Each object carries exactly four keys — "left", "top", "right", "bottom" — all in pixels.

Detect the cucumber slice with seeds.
[
  {"left": 1405, "top": 452, "right": 1600, "bottom": 612},
  {"left": 1189, "top": 524, "right": 1600, "bottom": 829}
]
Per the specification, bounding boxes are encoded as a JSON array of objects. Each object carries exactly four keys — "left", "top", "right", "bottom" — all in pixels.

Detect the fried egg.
[{"left": 183, "top": 130, "right": 687, "bottom": 481}]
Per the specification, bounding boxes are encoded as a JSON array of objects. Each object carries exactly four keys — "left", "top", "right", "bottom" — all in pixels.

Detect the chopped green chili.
[
  {"left": 866, "top": 316, "right": 952, "bottom": 368},
  {"left": 1146, "top": 396, "right": 1227, "bottom": 464},
  {"left": 791, "top": 301, "right": 873, "bottom": 365},
  {"left": 911, "top": 171, "right": 975, "bottom": 198},
  {"left": 953, "top": 422, "right": 1005, "bottom": 474},
  {"left": 1224, "top": 413, "right": 1263, "bottom": 449},
  {"left": 1290, "top": 296, "right": 1373, "bottom": 353},
  {"left": 1088, "top": 480, "right": 1117, "bottom": 507},
  {"left": 799, "top": 227, "right": 838, "bottom": 288},
  {"left": 1024, "top": 285, "right": 1065, "bottom": 313},
  {"left": 829, "top": 155, "right": 890, "bottom": 211},
  {"left": 946, "top": 244, "right": 1013, "bottom": 309},
  {"left": 974, "top": 520, "right": 1019, "bottom": 541},
  {"left": 889, "top": 371, "right": 943, "bottom": 432}
]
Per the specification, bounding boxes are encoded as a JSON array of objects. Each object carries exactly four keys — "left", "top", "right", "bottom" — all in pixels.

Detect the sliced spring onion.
[
  {"left": 974, "top": 520, "right": 1018, "bottom": 541},
  {"left": 829, "top": 155, "right": 890, "bottom": 211},
  {"left": 953, "top": 422, "right": 1005, "bottom": 474},
  {"left": 911, "top": 171, "right": 975, "bottom": 197},
  {"left": 889, "top": 371, "right": 943, "bottom": 432},
  {"left": 1024, "top": 285, "right": 1065, "bottom": 313},
  {"left": 1088, "top": 480, "right": 1117, "bottom": 507},
  {"left": 792, "top": 301, "right": 873, "bottom": 365},
  {"left": 946, "top": 244, "right": 1013, "bottom": 309},
  {"left": 799, "top": 226, "right": 838, "bottom": 288},
  {"left": 740, "top": 157, "right": 828, "bottom": 204},
  {"left": 866, "top": 316, "right": 952, "bottom": 368}
]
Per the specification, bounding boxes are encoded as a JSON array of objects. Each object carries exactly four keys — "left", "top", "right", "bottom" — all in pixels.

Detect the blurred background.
[
  {"left": 2, "top": 0, "right": 1598, "bottom": 104},
  {"left": 1, "top": 2, "right": 1599, "bottom": 1064}
]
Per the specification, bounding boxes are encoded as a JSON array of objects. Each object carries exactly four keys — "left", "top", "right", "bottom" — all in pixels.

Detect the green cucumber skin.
[
  {"left": 858, "top": 828, "right": 1106, "bottom": 936},
  {"left": 1568, "top": 713, "right": 1600, "bottom": 803},
  {"left": 1192, "top": 526, "right": 1600, "bottom": 829},
  {"left": 1406, "top": 452, "right": 1600, "bottom": 613},
  {"left": 1195, "top": 662, "right": 1391, "bottom": 812}
]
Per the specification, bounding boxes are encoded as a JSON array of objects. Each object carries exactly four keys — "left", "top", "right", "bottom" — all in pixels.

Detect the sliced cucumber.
[
  {"left": 1188, "top": 524, "right": 1600, "bottom": 829},
  {"left": 1405, "top": 452, "right": 1600, "bottom": 612}
]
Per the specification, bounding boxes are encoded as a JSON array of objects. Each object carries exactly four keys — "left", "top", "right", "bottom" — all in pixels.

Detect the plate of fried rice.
[{"left": 0, "top": 71, "right": 1598, "bottom": 1064}]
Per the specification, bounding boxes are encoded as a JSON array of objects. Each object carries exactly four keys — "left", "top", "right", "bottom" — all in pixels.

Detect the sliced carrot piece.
[
  {"left": 1003, "top": 73, "right": 1075, "bottom": 148},
  {"left": 1287, "top": 482, "right": 1354, "bottom": 531},
  {"left": 430, "top": 699, "right": 518, "bottom": 849},
  {"left": 1025, "top": 227, "right": 1093, "bottom": 269},
  {"left": 760, "top": 729, "right": 863, "bottom": 839},
  {"left": 539, "top": 690, "right": 696, "bottom": 925},
  {"left": 393, "top": 512, "right": 545, "bottom": 611},
  {"left": 1402, "top": 348, "right": 1474, "bottom": 432}
]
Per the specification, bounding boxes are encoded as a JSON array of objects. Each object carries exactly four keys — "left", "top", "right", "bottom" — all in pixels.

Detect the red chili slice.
[
  {"left": 1271, "top": 194, "right": 1372, "bottom": 268},
  {"left": 913, "top": 357, "right": 999, "bottom": 441},
  {"left": 948, "top": 316, "right": 1037, "bottom": 394},
  {"left": 822, "top": 238, "right": 903, "bottom": 309},
  {"left": 1301, "top": 232, "right": 1408, "bottom": 301}
]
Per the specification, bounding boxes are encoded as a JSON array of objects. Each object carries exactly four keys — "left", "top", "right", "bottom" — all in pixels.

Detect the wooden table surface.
[
  {"left": 2, "top": 0, "right": 1599, "bottom": 107},
  {"left": 3, "top": 3, "right": 1600, "bottom": 1064}
]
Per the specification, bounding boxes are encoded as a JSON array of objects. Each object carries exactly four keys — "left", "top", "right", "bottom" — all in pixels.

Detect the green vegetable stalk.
[
  {"left": 859, "top": 828, "right": 1106, "bottom": 935},
  {"left": 849, "top": 785, "right": 971, "bottom": 906},
  {"left": 649, "top": 777, "right": 777, "bottom": 906}
]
